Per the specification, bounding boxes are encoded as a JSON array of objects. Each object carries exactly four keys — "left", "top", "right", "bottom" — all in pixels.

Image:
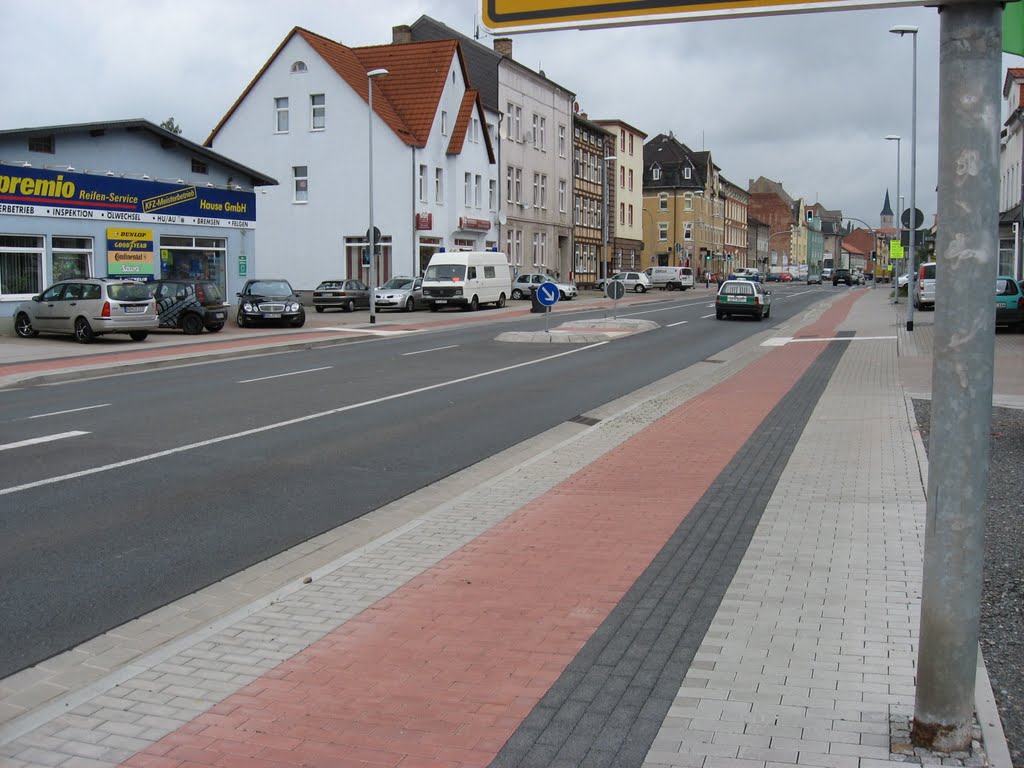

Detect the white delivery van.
[
  {"left": 421, "top": 250, "right": 512, "bottom": 312},
  {"left": 646, "top": 266, "right": 694, "bottom": 291}
]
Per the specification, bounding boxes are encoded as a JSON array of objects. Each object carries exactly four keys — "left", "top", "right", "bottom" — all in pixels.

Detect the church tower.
[{"left": 880, "top": 190, "right": 894, "bottom": 230}]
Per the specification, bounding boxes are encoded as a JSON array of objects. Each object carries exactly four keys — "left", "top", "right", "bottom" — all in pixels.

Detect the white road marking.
[
  {"left": 701, "top": 313, "right": 716, "bottom": 319},
  {"left": 666, "top": 320, "right": 689, "bottom": 327},
  {"left": 0, "top": 343, "right": 608, "bottom": 497},
  {"left": 27, "top": 404, "right": 110, "bottom": 420},
  {"left": 402, "top": 345, "right": 459, "bottom": 356},
  {"left": 0, "top": 431, "right": 89, "bottom": 452},
  {"left": 762, "top": 335, "right": 897, "bottom": 347},
  {"left": 316, "top": 327, "right": 421, "bottom": 335},
  {"left": 238, "top": 366, "right": 333, "bottom": 384}
]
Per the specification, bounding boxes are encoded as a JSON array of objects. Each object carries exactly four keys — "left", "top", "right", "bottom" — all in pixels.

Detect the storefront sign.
[
  {"left": 415, "top": 212, "right": 433, "bottom": 230},
  {"left": 107, "top": 228, "right": 155, "bottom": 277},
  {"left": 459, "top": 216, "right": 491, "bottom": 231},
  {"left": 0, "top": 166, "right": 257, "bottom": 228}
]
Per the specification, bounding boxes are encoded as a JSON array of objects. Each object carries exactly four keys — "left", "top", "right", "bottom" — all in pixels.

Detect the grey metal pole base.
[
  {"left": 370, "top": 315, "right": 376, "bottom": 324},
  {"left": 906, "top": 320, "right": 913, "bottom": 331}
]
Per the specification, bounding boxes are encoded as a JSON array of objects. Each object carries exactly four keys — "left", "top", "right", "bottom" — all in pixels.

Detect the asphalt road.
[{"left": 0, "top": 284, "right": 832, "bottom": 677}]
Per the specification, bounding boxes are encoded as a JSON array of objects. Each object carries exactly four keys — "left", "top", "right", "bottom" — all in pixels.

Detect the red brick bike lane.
[{"left": 121, "top": 293, "right": 861, "bottom": 768}]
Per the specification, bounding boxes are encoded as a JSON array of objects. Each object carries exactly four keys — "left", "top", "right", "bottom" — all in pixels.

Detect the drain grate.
[
  {"left": 704, "top": 358, "right": 726, "bottom": 364},
  {"left": 568, "top": 415, "right": 601, "bottom": 427}
]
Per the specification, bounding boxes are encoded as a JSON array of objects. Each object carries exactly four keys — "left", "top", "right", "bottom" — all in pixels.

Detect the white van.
[
  {"left": 421, "top": 251, "right": 512, "bottom": 311},
  {"left": 646, "top": 266, "right": 695, "bottom": 291},
  {"left": 914, "top": 261, "right": 936, "bottom": 310}
]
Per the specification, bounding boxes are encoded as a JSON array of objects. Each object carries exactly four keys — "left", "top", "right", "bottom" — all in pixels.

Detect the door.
[{"left": 33, "top": 283, "right": 67, "bottom": 331}]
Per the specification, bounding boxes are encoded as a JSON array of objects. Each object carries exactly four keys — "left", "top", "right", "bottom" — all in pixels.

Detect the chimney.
[
  {"left": 493, "top": 38, "right": 513, "bottom": 57},
  {"left": 580, "top": 112, "right": 588, "bottom": 120},
  {"left": 392, "top": 25, "right": 412, "bottom": 44}
]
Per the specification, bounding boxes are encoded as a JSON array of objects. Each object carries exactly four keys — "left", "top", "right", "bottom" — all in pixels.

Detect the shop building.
[{"left": 0, "top": 120, "right": 274, "bottom": 323}]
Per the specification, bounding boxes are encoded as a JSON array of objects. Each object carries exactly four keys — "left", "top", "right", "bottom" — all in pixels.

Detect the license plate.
[
  {"left": 435, "top": 299, "right": 448, "bottom": 304},
  {"left": 728, "top": 296, "right": 748, "bottom": 303},
  {"left": 264, "top": 313, "right": 281, "bottom": 318},
  {"left": 123, "top": 305, "right": 147, "bottom": 313},
  {"left": 212, "top": 312, "right": 225, "bottom": 320}
]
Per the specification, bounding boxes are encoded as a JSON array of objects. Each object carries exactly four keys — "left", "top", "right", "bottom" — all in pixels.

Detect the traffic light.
[{"left": 871, "top": 251, "right": 877, "bottom": 262}]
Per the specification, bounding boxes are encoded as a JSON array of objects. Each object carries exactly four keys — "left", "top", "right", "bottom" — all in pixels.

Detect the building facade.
[
  {"left": 0, "top": 120, "right": 273, "bottom": 320},
  {"left": 206, "top": 27, "right": 498, "bottom": 291},
  {"left": 595, "top": 119, "right": 646, "bottom": 276},
  {"left": 571, "top": 113, "right": 613, "bottom": 286},
  {"left": 720, "top": 176, "right": 749, "bottom": 271},
  {"left": 999, "top": 67, "right": 1024, "bottom": 277},
  {"left": 748, "top": 176, "right": 795, "bottom": 273}
]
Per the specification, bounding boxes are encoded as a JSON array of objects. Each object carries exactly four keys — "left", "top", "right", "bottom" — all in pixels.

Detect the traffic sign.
[
  {"left": 481, "top": 0, "right": 930, "bottom": 32},
  {"left": 535, "top": 283, "right": 560, "bottom": 307},
  {"left": 606, "top": 280, "right": 625, "bottom": 300},
  {"left": 901, "top": 208, "right": 925, "bottom": 229},
  {"left": 889, "top": 240, "right": 904, "bottom": 260}
]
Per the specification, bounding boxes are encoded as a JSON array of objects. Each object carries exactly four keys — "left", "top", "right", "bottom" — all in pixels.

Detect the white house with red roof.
[{"left": 206, "top": 27, "right": 498, "bottom": 291}]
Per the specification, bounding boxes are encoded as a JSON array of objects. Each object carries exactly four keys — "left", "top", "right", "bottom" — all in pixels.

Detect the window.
[
  {"left": 532, "top": 114, "right": 539, "bottom": 148},
  {"left": 684, "top": 193, "right": 693, "bottom": 211},
  {"left": 619, "top": 166, "right": 625, "bottom": 188},
  {"left": 419, "top": 164, "right": 428, "bottom": 201},
  {"left": 558, "top": 180, "right": 567, "bottom": 213},
  {"left": 474, "top": 175, "right": 482, "bottom": 208},
  {"left": 159, "top": 235, "right": 226, "bottom": 287},
  {"left": 489, "top": 179, "right": 497, "bottom": 211},
  {"left": 684, "top": 167, "right": 692, "bottom": 179},
  {"left": 311, "top": 94, "right": 326, "bottom": 130},
  {"left": 539, "top": 117, "right": 546, "bottom": 150},
  {"left": 275, "top": 97, "right": 289, "bottom": 133},
  {"left": 441, "top": 110, "right": 449, "bottom": 136},
  {"left": 191, "top": 158, "right": 208, "bottom": 174},
  {"left": 629, "top": 134, "right": 634, "bottom": 155},
  {"left": 628, "top": 205, "right": 633, "bottom": 227},
  {"left": 533, "top": 173, "right": 540, "bottom": 207},
  {"left": 0, "top": 234, "right": 43, "bottom": 297},
  {"left": 620, "top": 132, "right": 626, "bottom": 152},
  {"left": 506, "top": 230, "right": 513, "bottom": 260},
  {"left": 658, "top": 223, "right": 668, "bottom": 241},
  {"left": 540, "top": 175, "right": 547, "bottom": 209},
  {"left": 533, "top": 233, "right": 540, "bottom": 264},
  {"left": 684, "top": 223, "right": 693, "bottom": 241},
  {"left": 470, "top": 118, "right": 479, "bottom": 143},
  {"left": 539, "top": 233, "right": 547, "bottom": 265},
  {"left": 619, "top": 202, "right": 625, "bottom": 225},
  {"left": 514, "top": 105, "right": 522, "bottom": 141},
  {"left": 464, "top": 173, "right": 471, "bottom": 206},
  {"left": 293, "top": 166, "right": 308, "bottom": 202},
  {"left": 659, "top": 193, "right": 668, "bottom": 212},
  {"left": 290, "top": 61, "right": 308, "bottom": 73},
  {"left": 435, "top": 168, "right": 444, "bottom": 203},
  {"left": 558, "top": 125, "right": 567, "bottom": 157},
  {"left": 507, "top": 165, "right": 514, "bottom": 202},
  {"left": 515, "top": 230, "right": 523, "bottom": 265},
  {"left": 574, "top": 196, "right": 581, "bottom": 225},
  {"left": 573, "top": 148, "right": 581, "bottom": 178},
  {"left": 28, "top": 135, "right": 54, "bottom": 153},
  {"left": 652, "top": 166, "right": 661, "bottom": 181},
  {"left": 628, "top": 169, "right": 634, "bottom": 191},
  {"left": 514, "top": 168, "right": 522, "bottom": 203},
  {"left": 51, "top": 236, "right": 92, "bottom": 282}
]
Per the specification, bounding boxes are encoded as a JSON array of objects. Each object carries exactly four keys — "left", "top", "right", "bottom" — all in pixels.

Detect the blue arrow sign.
[{"left": 536, "top": 283, "right": 559, "bottom": 306}]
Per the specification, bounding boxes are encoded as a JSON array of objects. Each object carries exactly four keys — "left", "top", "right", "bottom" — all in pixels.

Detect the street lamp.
[
  {"left": 890, "top": 24, "right": 918, "bottom": 331},
  {"left": 601, "top": 154, "right": 617, "bottom": 288},
  {"left": 366, "top": 67, "right": 388, "bottom": 325},
  {"left": 886, "top": 134, "right": 901, "bottom": 301}
]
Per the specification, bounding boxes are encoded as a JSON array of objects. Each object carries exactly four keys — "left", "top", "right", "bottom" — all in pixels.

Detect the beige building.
[
  {"left": 720, "top": 176, "right": 749, "bottom": 271},
  {"left": 595, "top": 119, "right": 647, "bottom": 274},
  {"left": 571, "top": 113, "right": 613, "bottom": 286}
]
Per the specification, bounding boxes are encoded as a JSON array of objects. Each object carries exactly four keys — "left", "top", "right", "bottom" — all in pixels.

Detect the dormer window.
[
  {"left": 684, "top": 167, "right": 692, "bottom": 180},
  {"left": 651, "top": 165, "right": 662, "bottom": 181},
  {"left": 290, "top": 61, "right": 308, "bottom": 74}
]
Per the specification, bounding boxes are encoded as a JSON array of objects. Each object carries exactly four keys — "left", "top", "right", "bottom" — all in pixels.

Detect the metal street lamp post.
[
  {"left": 890, "top": 25, "right": 918, "bottom": 330},
  {"left": 885, "top": 134, "right": 901, "bottom": 302},
  {"left": 601, "top": 155, "right": 617, "bottom": 288},
  {"left": 366, "top": 67, "right": 388, "bottom": 326}
]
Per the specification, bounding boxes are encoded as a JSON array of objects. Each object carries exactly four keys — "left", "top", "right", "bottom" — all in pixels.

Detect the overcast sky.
[{"left": 4, "top": 0, "right": 1019, "bottom": 229}]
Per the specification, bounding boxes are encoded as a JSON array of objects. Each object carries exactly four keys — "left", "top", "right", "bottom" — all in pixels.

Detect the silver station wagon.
[{"left": 15, "top": 278, "right": 157, "bottom": 343}]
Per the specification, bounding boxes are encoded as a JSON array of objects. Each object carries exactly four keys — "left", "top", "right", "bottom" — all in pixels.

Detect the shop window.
[
  {"left": 51, "top": 236, "right": 92, "bottom": 282},
  {"left": 0, "top": 234, "right": 44, "bottom": 298},
  {"left": 158, "top": 235, "right": 226, "bottom": 292}
]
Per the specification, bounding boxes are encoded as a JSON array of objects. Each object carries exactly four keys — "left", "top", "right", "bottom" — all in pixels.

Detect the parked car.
[
  {"left": 148, "top": 279, "right": 228, "bottom": 334},
  {"left": 715, "top": 278, "right": 772, "bottom": 321},
  {"left": 996, "top": 276, "right": 1024, "bottom": 330},
  {"left": 14, "top": 277, "right": 157, "bottom": 343},
  {"left": 897, "top": 272, "right": 912, "bottom": 289},
  {"left": 765, "top": 272, "right": 782, "bottom": 282},
  {"left": 421, "top": 251, "right": 512, "bottom": 311},
  {"left": 806, "top": 273, "right": 823, "bottom": 285},
  {"left": 832, "top": 268, "right": 853, "bottom": 286},
  {"left": 374, "top": 276, "right": 427, "bottom": 312},
  {"left": 511, "top": 273, "right": 577, "bottom": 301},
  {"left": 237, "top": 278, "right": 306, "bottom": 327},
  {"left": 606, "top": 271, "right": 651, "bottom": 293},
  {"left": 645, "top": 266, "right": 694, "bottom": 291},
  {"left": 311, "top": 279, "right": 370, "bottom": 313},
  {"left": 914, "top": 261, "right": 936, "bottom": 310},
  {"left": 779, "top": 273, "right": 794, "bottom": 283},
  {"left": 821, "top": 268, "right": 833, "bottom": 282}
]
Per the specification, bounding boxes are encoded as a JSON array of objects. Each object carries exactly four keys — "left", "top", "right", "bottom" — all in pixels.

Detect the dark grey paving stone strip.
[{"left": 490, "top": 337, "right": 851, "bottom": 768}]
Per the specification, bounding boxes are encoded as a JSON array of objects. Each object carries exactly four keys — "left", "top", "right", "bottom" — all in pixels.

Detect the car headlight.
[
  {"left": 288, "top": 302, "right": 299, "bottom": 312},
  {"left": 243, "top": 302, "right": 255, "bottom": 312},
  {"left": 454, "top": 288, "right": 463, "bottom": 296}
]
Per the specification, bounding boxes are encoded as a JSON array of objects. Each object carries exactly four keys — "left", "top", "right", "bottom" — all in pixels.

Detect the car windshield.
[
  {"left": 721, "top": 282, "right": 754, "bottom": 295},
  {"left": 198, "top": 283, "right": 224, "bottom": 302},
  {"left": 317, "top": 281, "right": 344, "bottom": 290},
  {"left": 424, "top": 264, "right": 466, "bottom": 281},
  {"left": 107, "top": 283, "right": 152, "bottom": 301},
  {"left": 381, "top": 278, "right": 413, "bottom": 289},
  {"left": 250, "top": 280, "right": 292, "bottom": 295}
]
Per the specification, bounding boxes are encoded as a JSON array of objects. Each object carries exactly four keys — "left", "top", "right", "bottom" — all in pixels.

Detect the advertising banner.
[
  {"left": 107, "top": 228, "right": 155, "bottom": 277},
  {"left": 0, "top": 166, "right": 256, "bottom": 228}
]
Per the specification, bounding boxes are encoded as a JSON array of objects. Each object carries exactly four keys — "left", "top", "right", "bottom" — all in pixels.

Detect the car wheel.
[
  {"left": 469, "top": 296, "right": 479, "bottom": 311},
  {"left": 716, "top": 311, "right": 723, "bottom": 320},
  {"left": 315, "top": 306, "right": 325, "bottom": 313},
  {"left": 765, "top": 307, "right": 771, "bottom": 319},
  {"left": 181, "top": 313, "right": 204, "bottom": 335},
  {"left": 404, "top": 297, "right": 414, "bottom": 312},
  {"left": 343, "top": 300, "right": 354, "bottom": 312},
  {"left": 237, "top": 309, "right": 248, "bottom": 327},
  {"left": 511, "top": 288, "right": 524, "bottom": 300},
  {"left": 497, "top": 294, "right": 506, "bottom": 308},
  {"left": 291, "top": 311, "right": 306, "bottom": 328},
  {"left": 206, "top": 324, "right": 224, "bottom": 333},
  {"left": 74, "top": 317, "right": 95, "bottom": 343},
  {"left": 634, "top": 284, "right": 645, "bottom": 293},
  {"left": 429, "top": 303, "right": 439, "bottom": 312},
  {"left": 129, "top": 331, "right": 148, "bottom": 341},
  {"left": 14, "top": 312, "right": 38, "bottom": 338}
]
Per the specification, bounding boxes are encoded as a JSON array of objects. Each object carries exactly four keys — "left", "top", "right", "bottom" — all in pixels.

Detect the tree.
[{"left": 160, "top": 118, "right": 182, "bottom": 135}]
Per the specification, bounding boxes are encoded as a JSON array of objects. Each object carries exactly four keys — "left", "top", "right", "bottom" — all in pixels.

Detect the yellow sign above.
[
  {"left": 889, "top": 240, "right": 905, "bottom": 260},
  {"left": 482, "top": 0, "right": 920, "bottom": 31}
]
